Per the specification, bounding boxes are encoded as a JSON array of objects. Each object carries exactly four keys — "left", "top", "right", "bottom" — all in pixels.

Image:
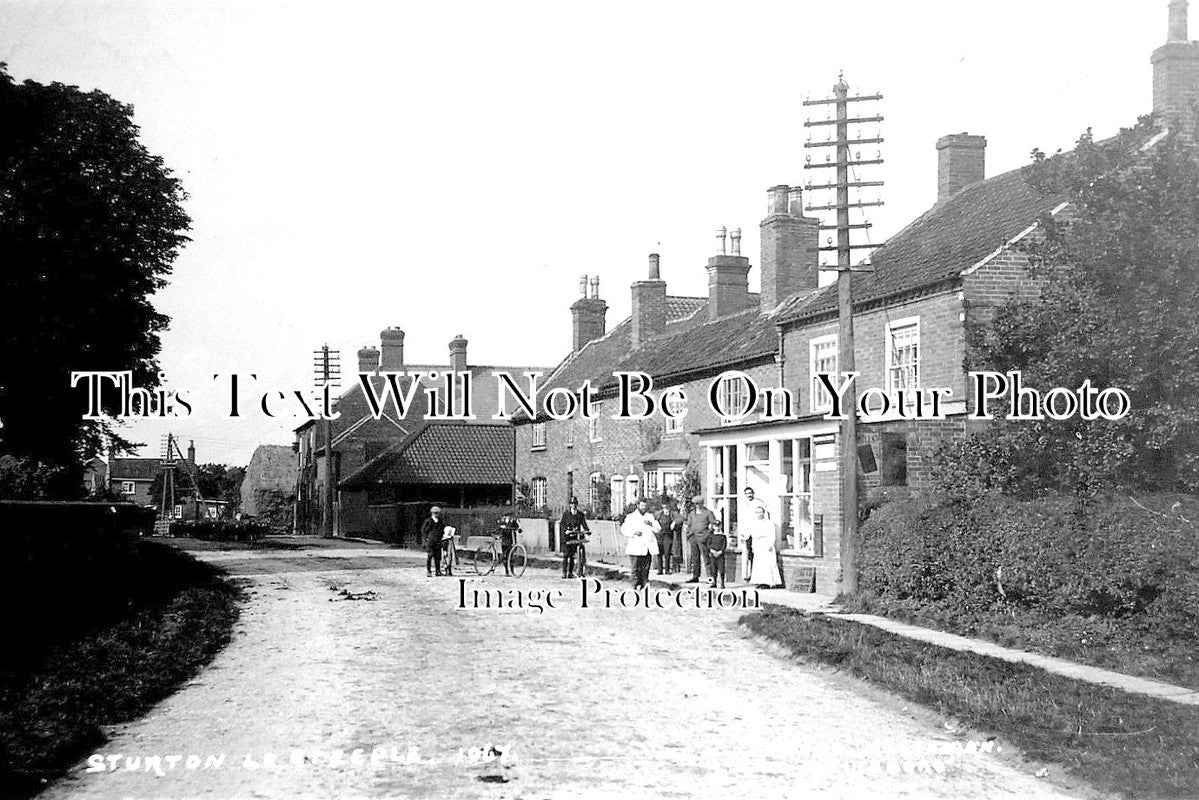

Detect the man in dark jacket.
[
  {"left": 422, "top": 506, "right": 447, "bottom": 577},
  {"left": 684, "top": 495, "right": 718, "bottom": 584},
  {"left": 558, "top": 497, "right": 589, "bottom": 578},
  {"left": 654, "top": 499, "right": 677, "bottom": 575}
]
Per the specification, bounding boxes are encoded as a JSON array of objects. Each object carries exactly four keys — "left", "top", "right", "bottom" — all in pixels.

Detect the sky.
[{"left": 0, "top": 0, "right": 1169, "bottom": 465}]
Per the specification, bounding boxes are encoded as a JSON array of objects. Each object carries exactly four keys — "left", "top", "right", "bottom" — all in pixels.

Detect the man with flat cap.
[{"left": 422, "top": 505, "right": 447, "bottom": 577}]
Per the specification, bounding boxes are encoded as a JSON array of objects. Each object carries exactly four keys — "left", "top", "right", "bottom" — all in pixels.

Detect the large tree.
[
  {"left": 0, "top": 65, "right": 190, "bottom": 493},
  {"left": 952, "top": 118, "right": 1199, "bottom": 497}
]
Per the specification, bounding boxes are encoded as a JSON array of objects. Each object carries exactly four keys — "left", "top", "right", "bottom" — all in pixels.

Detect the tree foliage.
[
  {"left": 0, "top": 65, "right": 190, "bottom": 492},
  {"left": 951, "top": 119, "right": 1199, "bottom": 496}
]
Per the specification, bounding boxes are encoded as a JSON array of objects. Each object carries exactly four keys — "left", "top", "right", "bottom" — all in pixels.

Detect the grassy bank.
[
  {"left": 743, "top": 604, "right": 1199, "bottom": 800},
  {"left": 0, "top": 541, "right": 241, "bottom": 799},
  {"left": 841, "top": 596, "right": 1199, "bottom": 692}
]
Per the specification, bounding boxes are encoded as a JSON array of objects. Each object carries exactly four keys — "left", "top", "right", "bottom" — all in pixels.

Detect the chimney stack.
[
  {"left": 187, "top": 440, "right": 196, "bottom": 464},
  {"left": 379, "top": 327, "right": 405, "bottom": 372},
  {"left": 571, "top": 275, "right": 608, "bottom": 353},
  {"left": 631, "top": 253, "right": 668, "bottom": 348},
  {"left": 706, "top": 229, "right": 751, "bottom": 322},
  {"left": 449, "top": 334, "right": 468, "bottom": 373},
  {"left": 1154, "top": 0, "right": 1199, "bottom": 138},
  {"left": 760, "top": 184, "right": 820, "bottom": 311},
  {"left": 936, "top": 133, "right": 987, "bottom": 203},
  {"left": 357, "top": 345, "right": 380, "bottom": 374}
]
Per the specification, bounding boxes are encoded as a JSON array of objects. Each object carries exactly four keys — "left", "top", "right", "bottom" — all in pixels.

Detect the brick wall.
[
  {"left": 783, "top": 289, "right": 969, "bottom": 414},
  {"left": 515, "top": 363, "right": 778, "bottom": 515}
]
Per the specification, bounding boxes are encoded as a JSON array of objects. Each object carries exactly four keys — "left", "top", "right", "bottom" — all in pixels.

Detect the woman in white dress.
[{"left": 744, "top": 505, "right": 782, "bottom": 588}]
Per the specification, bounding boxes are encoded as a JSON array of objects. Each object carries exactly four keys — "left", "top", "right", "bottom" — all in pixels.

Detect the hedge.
[{"left": 857, "top": 492, "right": 1199, "bottom": 640}]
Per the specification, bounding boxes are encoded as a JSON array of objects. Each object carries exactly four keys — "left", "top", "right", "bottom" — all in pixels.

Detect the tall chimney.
[
  {"left": 379, "top": 327, "right": 405, "bottom": 372},
  {"left": 449, "top": 334, "right": 468, "bottom": 373},
  {"left": 571, "top": 275, "right": 608, "bottom": 353},
  {"left": 936, "top": 133, "right": 987, "bottom": 203},
  {"left": 187, "top": 440, "right": 196, "bottom": 464},
  {"left": 760, "top": 185, "right": 820, "bottom": 311},
  {"left": 1154, "top": 0, "right": 1199, "bottom": 138},
  {"left": 357, "top": 345, "right": 380, "bottom": 374},
  {"left": 631, "top": 253, "right": 668, "bottom": 348},
  {"left": 706, "top": 231, "right": 751, "bottom": 322}
]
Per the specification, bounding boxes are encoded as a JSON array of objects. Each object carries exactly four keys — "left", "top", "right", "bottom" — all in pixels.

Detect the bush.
[
  {"left": 858, "top": 491, "right": 1199, "bottom": 628},
  {"left": 169, "top": 518, "right": 269, "bottom": 542}
]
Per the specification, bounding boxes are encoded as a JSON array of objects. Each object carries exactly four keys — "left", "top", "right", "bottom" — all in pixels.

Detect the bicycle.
[
  {"left": 439, "top": 529, "right": 458, "bottom": 576},
  {"left": 563, "top": 529, "right": 590, "bottom": 578},
  {"left": 472, "top": 525, "right": 527, "bottom": 577}
]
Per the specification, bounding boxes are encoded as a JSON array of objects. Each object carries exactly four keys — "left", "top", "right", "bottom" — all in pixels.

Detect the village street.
[{"left": 41, "top": 544, "right": 1091, "bottom": 800}]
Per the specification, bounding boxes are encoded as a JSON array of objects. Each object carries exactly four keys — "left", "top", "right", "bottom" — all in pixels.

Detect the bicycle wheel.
[
  {"left": 577, "top": 544, "right": 587, "bottom": 578},
  {"left": 473, "top": 544, "right": 497, "bottom": 576},
  {"left": 507, "top": 544, "right": 527, "bottom": 578}
]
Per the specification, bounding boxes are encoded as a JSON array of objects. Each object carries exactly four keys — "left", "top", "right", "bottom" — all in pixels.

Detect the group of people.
[
  {"left": 423, "top": 486, "right": 784, "bottom": 589},
  {"left": 422, "top": 506, "right": 521, "bottom": 577},
  {"left": 617, "top": 487, "right": 783, "bottom": 590}
]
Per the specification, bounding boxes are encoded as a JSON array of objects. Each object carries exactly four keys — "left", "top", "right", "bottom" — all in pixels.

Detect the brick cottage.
[{"left": 512, "top": 1, "right": 1198, "bottom": 595}]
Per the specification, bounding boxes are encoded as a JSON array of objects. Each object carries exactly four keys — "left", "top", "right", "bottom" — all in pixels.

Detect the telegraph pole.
[
  {"left": 802, "top": 73, "right": 884, "bottom": 595},
  {"left": 313, "top": 345, "right": 340, "bottom": 538}
]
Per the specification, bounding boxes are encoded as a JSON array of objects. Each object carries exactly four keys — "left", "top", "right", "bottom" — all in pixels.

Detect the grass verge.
[
  {"left": 742, "top": 604, "right": 1199, "bottom": 800},
  {"left": 0, "top": 541, "right": 241, "bottom": 799},
  {"left": 841, "top": 595, "right": 1199, "bottom": 693}
]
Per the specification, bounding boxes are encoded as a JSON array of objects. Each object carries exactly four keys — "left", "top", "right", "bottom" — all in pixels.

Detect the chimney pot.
[
  {"left": 729, "top": 228, "right": 742, "bottom": 256},
  {"left": 716, "top": 226, "right": 728, "bottom": 255},
  {"left": 787, "top": 187, "right": 804, "bottom": 216},
  {"left": 767, "top": 185, "right": 790, "bottom": 215},
  {"left": 648, "top": 253, "right": 661, "bottom": 280},
  {"left": 590, "top": 275, "right": 600, "bottom": 299},
  {"left": 1170, "top": 0, "right": 1189, "bottom": 41},
  {"left": 579, "top": 274, "right": 589, "bottom": 297}
]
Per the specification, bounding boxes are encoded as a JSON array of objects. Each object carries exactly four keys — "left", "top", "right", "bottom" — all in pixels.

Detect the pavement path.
[
  {"left": 622, "top": 563, "right": 1199, "bottom": 707},
  {"left": 41, "top": 546, "right": 1098, "bottom": 800}
]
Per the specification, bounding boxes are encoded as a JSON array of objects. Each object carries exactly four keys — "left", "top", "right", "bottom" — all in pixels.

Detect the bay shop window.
[{"left": 705, "top": 435, "right": 820, "bottom": 555}]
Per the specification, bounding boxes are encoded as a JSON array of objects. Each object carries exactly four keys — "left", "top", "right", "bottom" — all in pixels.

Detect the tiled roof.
[
  {"left": 639, "top": 437, "right": 691, "bottom": 465},
  {"left": 779, "top": 165, "right": 1063, "bottom": 324},
  {"left": 515, "top": 159, "right": 1071, "bottom": 424},
  {"left": 109, "top": 458, "right": 160, "bottom": 481},
  {"left": 339, "top": 423, "right": 515, "bottom": 488},
  {"left": 528, "top": 293, "right": 791, "bottom": 415}
]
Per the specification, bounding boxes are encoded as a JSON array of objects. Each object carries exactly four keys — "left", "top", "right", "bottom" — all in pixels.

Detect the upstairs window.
[
  {"left": 810, "top": 334, "right": 838, "bottom": 412},
  {"left": 531, "top": 423, "right": 547, "bottom": 450},
  {"left": 886, "top": 318, "right": 920, "bottom": 393}
]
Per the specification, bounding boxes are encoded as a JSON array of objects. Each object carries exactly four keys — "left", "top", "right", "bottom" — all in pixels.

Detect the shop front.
[{"left": 696, "top": 418, "right": 843, "bottom": 595}]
